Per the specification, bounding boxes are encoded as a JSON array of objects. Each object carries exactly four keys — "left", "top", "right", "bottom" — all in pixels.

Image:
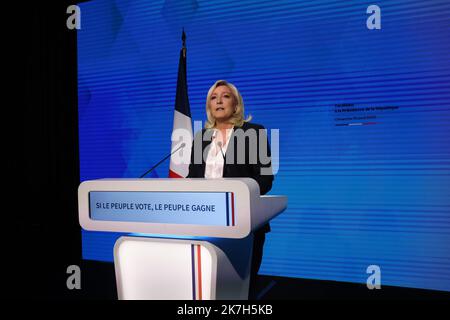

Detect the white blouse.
[{"left": 204, "top": 128, "right": 234, "bottom": 179}]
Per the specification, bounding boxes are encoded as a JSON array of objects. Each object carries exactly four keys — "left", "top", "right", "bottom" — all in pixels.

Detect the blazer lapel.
[
  {"left": 222, "top": 125, "right": 240, "bottom": 176},
  {"left": 199, "top": 130, "right": 213, "bottom": 177}
]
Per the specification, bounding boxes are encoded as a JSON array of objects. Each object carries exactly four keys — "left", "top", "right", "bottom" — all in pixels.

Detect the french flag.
[{"left": 169, "top": 30, "right": 193, "bottom": 178}]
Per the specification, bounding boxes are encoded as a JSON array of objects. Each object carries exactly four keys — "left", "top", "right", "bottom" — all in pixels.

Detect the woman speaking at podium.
[{"left": 187, "top": 80, "right": 274, "bottom": 299}]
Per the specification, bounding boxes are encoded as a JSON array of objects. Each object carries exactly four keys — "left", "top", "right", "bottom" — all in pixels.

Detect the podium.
[{"left": 78, "top": 178, "right": 287, "bottom": 300}]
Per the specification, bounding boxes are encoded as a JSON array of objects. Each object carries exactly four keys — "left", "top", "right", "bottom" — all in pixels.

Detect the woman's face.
[{"left": 209, "top": 85, "right": 236, "bottom": 123}]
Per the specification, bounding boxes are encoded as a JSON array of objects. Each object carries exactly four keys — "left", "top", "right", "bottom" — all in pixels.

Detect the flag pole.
[
  {"left": 182, "top": 27, "right": 186, "bottom": 58},
  {"left": 168, "top": 28, "right": 193, "bottom": 178}
]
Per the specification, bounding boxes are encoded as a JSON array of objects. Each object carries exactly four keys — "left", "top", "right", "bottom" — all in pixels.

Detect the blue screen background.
[{"left": 78, "top": 0, "right": 450, "bottom": 291}]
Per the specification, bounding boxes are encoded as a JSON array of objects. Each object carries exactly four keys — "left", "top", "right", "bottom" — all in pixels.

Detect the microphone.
[
  {"left": 140, "top": 142, "right": 186, "bottom": 178},
  {"left": 217, "top": 140, "right": 230, "bottom": 176}
]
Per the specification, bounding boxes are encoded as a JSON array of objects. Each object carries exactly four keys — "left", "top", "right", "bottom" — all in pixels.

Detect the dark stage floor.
[
  {"left": 27, "top": 259, "right": 450, "bottom": 301},
  {"left": 6, "top": 226, "right": 450, "bottom": 301}
]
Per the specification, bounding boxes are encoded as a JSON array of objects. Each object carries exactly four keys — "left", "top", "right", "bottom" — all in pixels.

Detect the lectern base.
[{"left": 113, "top": 236, "right": 253, "bottom": 300}]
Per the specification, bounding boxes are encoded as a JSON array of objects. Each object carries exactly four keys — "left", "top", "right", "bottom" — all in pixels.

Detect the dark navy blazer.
[{"left": 187, "top": 122, "right": 274, "bottom": 195}]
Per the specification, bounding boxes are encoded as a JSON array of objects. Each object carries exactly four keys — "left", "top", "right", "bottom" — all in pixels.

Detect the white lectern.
[{"left": 78, "top": 178, "right": 287, "bottom": 300}]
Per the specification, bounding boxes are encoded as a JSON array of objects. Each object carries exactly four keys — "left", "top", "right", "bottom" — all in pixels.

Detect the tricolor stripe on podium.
[
  {"left": 226, "top": 192, "right": 236, "bottom": 227},
  {"left": 169, "top": 30, "right": 192, "bottom": 178},
  {"left": 191, "top": 244, "right": 203, "bottom": 300}
]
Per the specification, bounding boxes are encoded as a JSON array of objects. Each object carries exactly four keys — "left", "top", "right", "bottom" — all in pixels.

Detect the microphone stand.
[{"left": 140, "top": 143, "right": 186, "bottom": 178}]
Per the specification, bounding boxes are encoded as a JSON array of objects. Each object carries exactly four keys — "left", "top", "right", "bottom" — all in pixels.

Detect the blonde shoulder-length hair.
[{"left": 205, "top": 80, "right": 252, "bottom": 129}]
